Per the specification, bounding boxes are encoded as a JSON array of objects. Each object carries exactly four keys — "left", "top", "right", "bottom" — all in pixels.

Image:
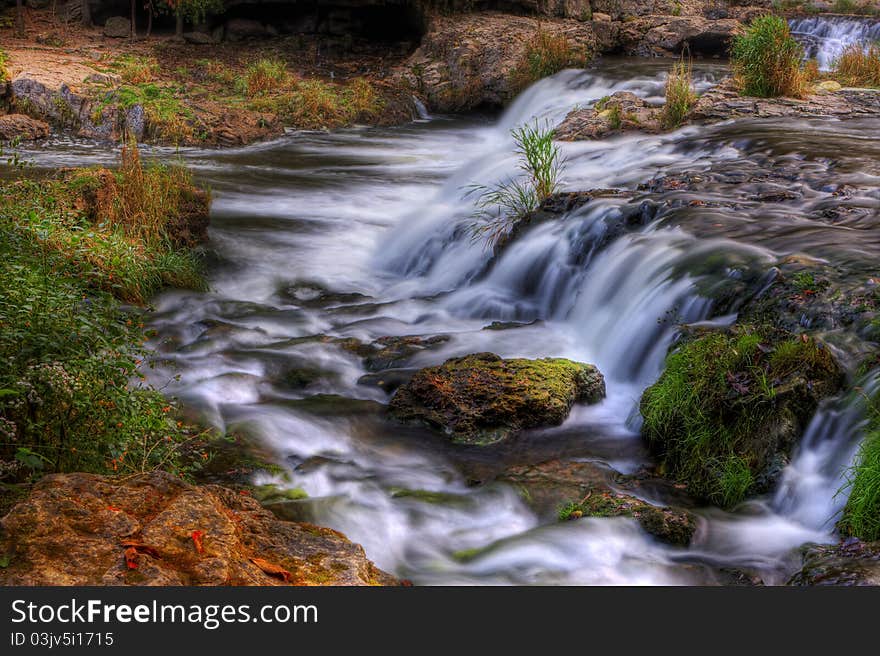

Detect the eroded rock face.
[
  {"left": 0, "top": 113, "right": 50, "bottom": 141},
  {"left": 789, "top": 539, "right": 880, "bottom": 586},
  {"left": 0, "top": 472, "right": 396, "bottom": 586},
  {"left": 619, "top": 16, "right": 741, "bottom": 56},
  {"left": 499, "top": 459, "right": 697, "bottom": 545},
  {"left": 388, "top": 352, "right": 606, "bottom": 444}
]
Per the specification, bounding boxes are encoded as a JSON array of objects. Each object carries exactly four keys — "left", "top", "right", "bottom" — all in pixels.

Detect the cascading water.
[
  {"left": 790, "top": 15, "right": 880, "bottom": 70},
  {"left": 12, "top": 59, "right": 876, "bottom": 584}
]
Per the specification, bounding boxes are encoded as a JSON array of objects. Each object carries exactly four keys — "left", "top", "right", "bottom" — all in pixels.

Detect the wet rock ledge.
[{"left": 0, "top": 471, "right": 396, "bottom": 586}]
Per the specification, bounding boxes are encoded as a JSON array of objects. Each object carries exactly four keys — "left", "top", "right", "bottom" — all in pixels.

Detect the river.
[{"left": 13, "top": 25, "right": 880, "bottom": 584}]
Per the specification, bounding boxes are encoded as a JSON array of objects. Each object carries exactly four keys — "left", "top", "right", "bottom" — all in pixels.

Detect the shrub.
[
  {"left": 0, "top": 48, "right": 9, "bottom": 83},
  {"left": 465, "top": 120, "right": 564, "bottom": 246},
  {"left": 243, "top": 58, "right": 288, "bottom": 97},
  {"left": 833, "top": 44, "right": 880, "bottom": 88},
  {"left": 661, "top": 59, "right": 697, "bottom": 129},
  {"left": 111, "top": 55, "right": 160, "bottom": 85},
  {"left": 732, "top": 15, "right": 806, "bottom": 97},
  {"left": 510, "top": 29, "right": 591, "bottom": 94}
]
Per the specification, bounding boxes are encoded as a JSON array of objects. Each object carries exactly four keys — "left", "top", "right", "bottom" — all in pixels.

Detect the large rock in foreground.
[
  {"left": 389, "top": 352, "right": 605, "bottom": 445},
  {"left": 789, "top": 539, "right": 880, "bottom": 586},
  {"left": 0, "top": 114, "right": 50, "bottom": 141},
  {"left": 0, "top": 472, "right": 396, "bottom": 586}
]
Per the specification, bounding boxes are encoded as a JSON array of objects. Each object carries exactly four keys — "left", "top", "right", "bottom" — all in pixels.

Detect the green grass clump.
[
  {"left": 732, "top": 15, "right": 806, "bottom": 98},
  {"left": 109, "top": 55, "right": 159, "bottom": 85},
  {"left": 248, "top": 77, "right": 385, "bottom": 129},
  {"left": 661, "top": 59, "right": 697, "bottom": 129},
  {"left": 833, "top": 44, "right": 880, "bottom": 88},
  {"left": 640, "top": 327, "right": 842, "bottom": 507},
  {"left": 839, "top": 387, "right": 880, "bottom": 540},
  {"left": 833, "top": 0, "right": 857, "bottom": 11},
  {"left": 96, "top": 83, "right": 196, "bottom": 143},
  {"left": 0, "top": 143, "right": 206, "bottom": 304},
  {"left": 0, "top": 48, "right": 9, "bottom": 83},
  {"left": 465, "top": 120, "right": 564, "bottom": 246},
  {"left": 510, "top": 29, "right": 591, "bottom": 95},
  {"left": 242, "top": 58, "right": 289, "bottom": 97}
]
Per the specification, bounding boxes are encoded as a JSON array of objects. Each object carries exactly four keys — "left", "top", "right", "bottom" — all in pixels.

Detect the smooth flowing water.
[
  {"left": 15, "top": 55, "right": 879, "bottom": 585},
  {"left": 790, "top": 15, "right": 880, "bottom": 70}
]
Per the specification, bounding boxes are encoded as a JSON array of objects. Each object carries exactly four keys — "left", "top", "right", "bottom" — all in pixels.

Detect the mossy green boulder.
[
  {"left": 640, "top": 327, "right": 843, "bottom": 508},
  {"left": 388, "top": 352, "right": 605, "bottom": 445}
]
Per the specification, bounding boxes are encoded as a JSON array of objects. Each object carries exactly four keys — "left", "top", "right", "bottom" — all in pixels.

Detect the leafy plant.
[
  {"left": 465, "top": 120, "right": 564, "bottom": 246},
  {"left": 732, "top": 15, "right": 806, "bottom": 98}
]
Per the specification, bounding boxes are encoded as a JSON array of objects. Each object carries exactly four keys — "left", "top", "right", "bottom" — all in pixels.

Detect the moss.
[
  {"left": 389, "top": 487, "right": 469, "bottom": 505},
  {"left": 558, "top": 491, "right": 697, "bottom": 545},
  {"left": 640, "top": 326, "right": 843, "bottom": 507},
  {"left": 251, "top": 484, "right": 308, "bottom": 504},
  {"left": 388, "top": 352, "right": 605, "bottom": 445}
]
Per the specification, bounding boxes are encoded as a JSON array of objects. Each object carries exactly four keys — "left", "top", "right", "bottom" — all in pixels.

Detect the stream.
[{"left": 13, "top": 25, "right": 880, "bottom": 584}]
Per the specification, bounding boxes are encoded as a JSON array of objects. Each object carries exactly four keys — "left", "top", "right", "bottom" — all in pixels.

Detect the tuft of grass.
[
  {"left": 661, "top": 58, "right": 697, "bottom": 129},
  {"left": 242, "top": 58, "right": 289, "bottom": 97},
  {"left": 840, "top": 391, "right": 880, "bottom": 540},
  {"left": 833, "top": 44, "right": 880, "bottom": 88},
  {"left": 95, "top": 83, "right": 196, "bottom": 143},
  {"left": 732, "top": 15, "right": 806, "bottom": 98},
  {"left": 0, "top": 48, "right": 9, "bottom": 83},
  {"left": 833, "top": 0, "right": 857, "bottom": 11},
  {"left": 110, "top": 55, "right": 160, "bottom": 85},
  {"left": 640, "top": 326, "right": 841, "bottom": 507},
  {"left": 509, "top": 29, "right": 591, "bottom": 95},
  {"left": 465, "top": 120, "right": 564, "bottom": 247}
]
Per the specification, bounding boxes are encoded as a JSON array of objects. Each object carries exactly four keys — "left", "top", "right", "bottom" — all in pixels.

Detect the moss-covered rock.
[
  {"left": 388, "top": 352, "right": 605, "bottom": 445},
  {"left": 499, "top": 460, "right": 696, "bottom": 546},
  {"left": 640, "top": 326, "right": 844, "bottom": 508},
  {"left": 789, "top": 539, "right": 880, "bottom": 586}
]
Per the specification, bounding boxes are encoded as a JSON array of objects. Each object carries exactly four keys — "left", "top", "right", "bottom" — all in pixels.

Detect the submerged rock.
[
  {"left": 388, "top": 352, "right": 605, "bottom": 445},
  {"left": 640, "top": 327, "right": 844, "bottom": 508},
  {"left": 789, "top": 539, "right": 880, "bottom": 586},
  {"left": 0, "top": 471, "right": 396, "bottom": 586},
  {"left": 499, "top": 460, "right": 697, "bottom": 546}
]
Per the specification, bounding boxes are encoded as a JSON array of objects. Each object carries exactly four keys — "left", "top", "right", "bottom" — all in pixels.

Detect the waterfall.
[{"left": 790, "top": 15, "right": 880, "bottom": 70}]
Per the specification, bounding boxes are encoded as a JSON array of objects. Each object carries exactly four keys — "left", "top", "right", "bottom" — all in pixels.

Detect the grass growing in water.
[
  {"left": 661, "top": 58, "right": 697, "bottom": 129},
  {"left": 465, "top": 120, "right": 564, "bottom": 246},
  {"left": 839, "top": 384, "right": 880, "bottom": 540},
  {"left": 509, "top": 29, "right": 591, "bottom": 95},
  {"left": 833, "top": 44, "right": 880, "bottom": 88},
  {"left": 640, "top": 327, "right": 841, "bottom": 507},
  {"left": 731, "top": 15, "right": 806, "bottom": 98}
]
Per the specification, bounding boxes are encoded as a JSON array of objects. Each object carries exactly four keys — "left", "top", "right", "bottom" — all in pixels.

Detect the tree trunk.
[
  {"left": 175, "top": 11, "right": 183, "bottom": 39},
  {"left": 145, "top": 2, "right": 152, "bottom": 38},
  {"left": 15, "top": 0, "right": 25, "bottom": 36},
  {"left": 130, "top": 0, "right": 136, "bottom": 38},
  {"left": 82, "top": 0, "right": 92, "bottom": 27}
]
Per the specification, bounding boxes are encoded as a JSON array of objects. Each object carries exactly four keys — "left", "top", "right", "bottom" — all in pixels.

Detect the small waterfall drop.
[{"left": 790, "top": 15, "right": 880, "bottom": 70}]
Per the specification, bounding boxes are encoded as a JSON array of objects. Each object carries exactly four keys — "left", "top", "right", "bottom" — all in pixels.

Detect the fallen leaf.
[
  {"left": 106, "top": 505, "right": 122, "bottom": 512},
  {"left": 250, "top": 557, "right": 292, "bottom": 582},
  {"left": 121, "top": 541, "right": 161, "bottom": 559},
  {"left": 191, "top": 530, "right": 205, "bottom": 554},
  {"left": 124, "top": 547, "right": 139, "bottom": 570}
]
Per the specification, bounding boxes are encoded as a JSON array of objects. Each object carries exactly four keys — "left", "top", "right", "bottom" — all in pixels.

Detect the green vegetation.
[
  {"left": 0, "top": 48, "right": 9, "bottom": 83},
  {"left": 109, "top": 55, "right": 160, "bottom": 85},
  {"left": 731, "top": 15, "right": 805, "bottom": 98},
  {"left": 661, "top": 59, "right": 697, "bottom": 129},
  {"left": 510, "top": 29, "right": 591, "bottom": 95},
  {"left": 241, "top": 58, "right": 289, "bottom": 97},
  {"left": 640, "top": 327, "right": 842, "bottom": 507},
  {"left": 833, "top": 44, "right": 880, "bottom": 88},
  {"left": 0, "top": 145, "right": 211, "bottom": 481},
  {"left": 465, "top": 121, "right": 564, "bottom": 246},
  {"left": 833, "top": 0, "right": 857, "bottom": 12},
  {"left": 839, "top": 386, "right": 880, "bottom": 541},
  {"left": 93, "top": 82, "right": 197, "bottom": 143}
]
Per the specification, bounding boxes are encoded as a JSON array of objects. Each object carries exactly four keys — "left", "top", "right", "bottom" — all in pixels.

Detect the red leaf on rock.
[
  {"left": 121, "top": 540, "right": 161, "bottom": 559},
  {"left": 124, "top": 547, "right": 140, "bottom": 570},
  {"left": 106, "top": 505, "right": 122, "bottom": 512},
  {"left": 250, "top": 557, "right": 292, "bottom": 582},
  {"left": 191, "top": 530, "right": 205, "bottom": 554}
]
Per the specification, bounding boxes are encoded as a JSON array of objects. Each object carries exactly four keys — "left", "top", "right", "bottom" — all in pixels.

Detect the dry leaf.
[
  {"left": 250, "top": 557, "right": 292, "bottom": 582},
  {"left": 191, "top": 530, "right": 205, "bottom": 554},
  {"left": 124, "top": 547, "right": 139, "bottom": 570},
  {"left": 121, "top": 540, "right": 161, "bottom": 559}
]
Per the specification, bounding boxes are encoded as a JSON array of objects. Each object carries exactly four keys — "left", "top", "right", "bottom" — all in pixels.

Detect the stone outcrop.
[
  {"left": 0, "top": 472, "right": 396, "bottom": 586},
  {"left": 389, "top": 352, "right": 606, "bottom": 444},
  {"left": 789, "top": 539, "right": 880, "bottom": 586},
  {"left": 499, "top": 459, "right": 698, "bottom": 545},
  {"left": 0, "top": 113, "right": 50, "bottom": 141},
  {"left": 103, "top": 16, "right": 131, "bottom": 39},
  {"left": 555, "top": 91, "right": 662, "bottom": 140}
]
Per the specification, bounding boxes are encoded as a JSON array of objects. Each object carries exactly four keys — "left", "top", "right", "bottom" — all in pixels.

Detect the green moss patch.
[{"left": 389, "top": 352, "right": 605, "bottom": 445}]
